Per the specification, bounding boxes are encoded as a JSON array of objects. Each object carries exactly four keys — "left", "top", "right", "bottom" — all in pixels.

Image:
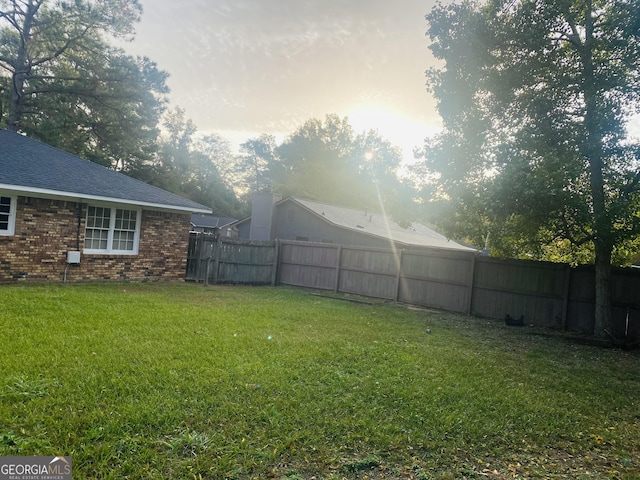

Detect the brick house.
[{"left": 0, "top": 130, "right": 211, "bottom": 283}]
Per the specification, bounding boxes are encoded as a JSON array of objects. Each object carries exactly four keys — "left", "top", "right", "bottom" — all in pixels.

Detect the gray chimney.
[{"left": 249, "top": 192, "right": 282, "bottom": 240}]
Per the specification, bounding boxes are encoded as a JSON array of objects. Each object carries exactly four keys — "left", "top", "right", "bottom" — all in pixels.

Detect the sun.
[{"left": 345, "top": 105, "right": 440, "bottom": 166}]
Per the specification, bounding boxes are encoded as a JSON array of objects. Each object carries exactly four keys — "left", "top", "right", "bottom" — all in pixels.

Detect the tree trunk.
[
  {"left": 582, "top": 0, "right": 614, "bottom": 339},
  {"left": 586, "top": 131, "right": 614, "bottom": 339},
  {"left": 6, "top": 0, "right": 38, "bottom": 132},
  {"left": 593, "top": 240, "right": 613, "bottom": 338},
  {"left": 7, "top": 70, "right": 26, "bottom": 131}
]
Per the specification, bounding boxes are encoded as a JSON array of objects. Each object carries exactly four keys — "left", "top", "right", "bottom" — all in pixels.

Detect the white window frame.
[
  {"left": 0, "top": 194, "right": 16, "bottom": 236},
  {"left": 84, "top": 204, "right": 141, "bottom": 255}
]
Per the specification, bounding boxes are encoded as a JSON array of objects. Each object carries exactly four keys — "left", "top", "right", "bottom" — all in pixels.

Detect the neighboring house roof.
[
  {"left": 289, "top": 197, "right": 475, "bottom": 251},
  {"left": 0, "top": 129, "right": 211, "bottom": 213},
  {"left": 191, "top": 213, "right": 237, "bottom": 229}
]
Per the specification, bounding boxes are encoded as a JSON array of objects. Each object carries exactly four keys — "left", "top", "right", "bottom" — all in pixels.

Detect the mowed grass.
[{"left": 0, "top": 283, "right": 639, "bottom": 479}]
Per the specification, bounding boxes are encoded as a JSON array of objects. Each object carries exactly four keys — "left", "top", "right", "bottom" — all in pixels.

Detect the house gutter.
[{"left": 0, "top": 184, "right": 212, "bottom": 214}]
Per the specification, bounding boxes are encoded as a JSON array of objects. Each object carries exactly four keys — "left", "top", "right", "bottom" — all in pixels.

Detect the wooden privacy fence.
[
  {"left": 278, "top": 242, "right": 475, "bottom": 314},
  {"left": 186, "top": 234, "right": 640, "bottom": 340},
  {"left": 186, "top": 233, "right": 278, "bottom": 285}
]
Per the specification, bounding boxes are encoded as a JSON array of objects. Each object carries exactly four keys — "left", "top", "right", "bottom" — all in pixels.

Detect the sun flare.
[{"left": 346, "top": 105, "right": 440, "bottom": 166}]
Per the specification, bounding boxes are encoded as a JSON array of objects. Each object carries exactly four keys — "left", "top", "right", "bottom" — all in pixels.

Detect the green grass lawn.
[{"left": 0, "top": 283, "right": 639, "bottom": 479}]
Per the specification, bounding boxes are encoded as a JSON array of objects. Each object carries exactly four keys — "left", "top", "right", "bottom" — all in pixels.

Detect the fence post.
[
  {"left": 202, "top": 236, "right": 209, "bottom": 286},
  {"left": 197, "top": 234, "right": 206, "bottom": 284},
  {"left": 395, "top": 249, "right": 404, "bottom": 302},
  {"left": 561, "top": 264, "right": 572, "bottom": 330},
  {"left": 212, "top": 236, "right": 222, "bottom": 284},
  {"left": 334, "top": 245, "right": 342, "bottom": 292},
  {"left": 203, "top": 236, "right": 213, "bottom": 286},
  {"left": 271, "top": 239, "right": 280, "bottom": 286},
  {"left": 465, "top": 254, "right": 477, "bottom": 315}
]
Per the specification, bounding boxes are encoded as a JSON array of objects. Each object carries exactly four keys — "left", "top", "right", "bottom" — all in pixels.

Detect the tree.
[
  {"left": 147, "top": 108, "right": 244, "bottom": 218},
  {"left": 228, "top": 114, "right": 417, "bottom": 222},
  {"left": 352, "top": 129, "right": 417, "bottom": 226},
  {"left": 269, "top": 114, "right": 413, "bottom": 218},
  {"left": 237, "top": 134, "right": 278, "bottom": 194},
  {"left": 188, "top": 134, "right": 246, "bottom": 218},
  {"left": 0, "top": 0, "right": 168, "bottom": 168},
  {"left": 275, "top": 114, "right": 357, "bottom": 204},
  {"left": 420, "top": 0, "right": 640, "bottom": 338}
]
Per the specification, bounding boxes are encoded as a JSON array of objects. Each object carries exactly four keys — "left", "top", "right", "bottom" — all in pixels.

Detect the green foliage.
[
  {"left": 274, "top": 114, "right": 359, "bottom": 203},
  {"left": 418, "top": 0, "right": 640, "bottom": 267},
  {"left": 0, "top": 0, "right": 167, "bottom": 169},
  {"left": 237, "top": 133, "right": 278, "bottom": 194},
  {"left": 136, "top": 108, "right": 245, "bottom": 217},
  {"left": 24, "top": 51, "right": 167, "bottom": 169},
  {"left": 0, "top": 283, "right": 639, "bottom": 479},
  {"left": 238, "top": 114, "right": 416, "bottom": 222}
]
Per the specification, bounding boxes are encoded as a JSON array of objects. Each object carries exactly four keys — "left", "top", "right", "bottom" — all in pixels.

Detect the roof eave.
[{"left": 0, "top": 184, "right": 212, "bottom": 214}]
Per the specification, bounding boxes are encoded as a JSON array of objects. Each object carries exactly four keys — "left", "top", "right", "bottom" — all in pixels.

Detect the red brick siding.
[{"left": 0, "top": 197, "right": 191, "bottom": 283}]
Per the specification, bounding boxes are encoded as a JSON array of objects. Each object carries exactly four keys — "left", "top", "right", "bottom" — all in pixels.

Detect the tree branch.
[
  {"left": 549, "top": 29, "right": 582, "bottom": 48},
  {"left": 555, "top": 4, "right": 584, "bottom": 50},
  {"left": 621, "top": 169, "right": 640, "bottom": 199},
  {"left": 558, "top": 209, "right": 594, "bottom": 246},
  {"left": 30, "top": 24, "right": 95, "bottom": 68}
]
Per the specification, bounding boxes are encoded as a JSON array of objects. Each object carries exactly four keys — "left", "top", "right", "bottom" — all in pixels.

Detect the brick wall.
[{"left": 0, "top": 197, "right": 191, "bottom": 283}]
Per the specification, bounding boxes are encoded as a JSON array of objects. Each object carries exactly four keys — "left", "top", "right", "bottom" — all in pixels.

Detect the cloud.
[{"left": 128, "top": 0, "right": 439, "bottom": 146}]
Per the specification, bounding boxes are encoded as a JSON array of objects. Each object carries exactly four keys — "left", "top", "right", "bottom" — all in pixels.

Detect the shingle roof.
[
  {"left": 191, "top": 214, "right": 237, "bottom": 229},
  {"left": 0, "top": 129, "right": 211, "bottom": 213},
  {"left": 289, "top": 197, "right": 475, "bottom": 251}
]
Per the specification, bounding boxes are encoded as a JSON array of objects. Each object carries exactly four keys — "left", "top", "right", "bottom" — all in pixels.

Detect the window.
[
  {"left": 0, "top": 195, "right": 16, "bottom": 236},
  {"left": 85, "top": 205, "right": 140, "bottom": 254}
]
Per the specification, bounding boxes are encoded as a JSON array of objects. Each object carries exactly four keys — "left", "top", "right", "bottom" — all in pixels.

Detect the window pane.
[
  {"left": 116, "top": 209, "right": 136, "bottom": 230},
  {"left": 0, "top": 197, "right": 11, "bottom": 232},
  {"left": 85, "top": 228, "right": 109, "bottom": 249},
  {"left": 113, "top": 230, "right": 135, "bottom": 251},
  {"left": 86, "top": 207, "right": 111, "bottom": 250},
  {"left": 112, "top": 209, "right": 137, "bottom": 251},
  {"left": 88, "top": 207, "right": 110, "bottom": 225},
  {"left": 0, "top": 197, "right": 10, "bottom": 218}
]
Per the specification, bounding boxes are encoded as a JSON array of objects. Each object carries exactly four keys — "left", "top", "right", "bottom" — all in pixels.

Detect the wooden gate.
[{"left": 186, "top": 233, "right": 278, "bottom": 285}]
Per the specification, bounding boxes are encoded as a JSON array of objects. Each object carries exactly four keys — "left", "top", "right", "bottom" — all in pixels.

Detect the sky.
[{"left": 121, "top": 0, "right": 442, "bottom": 162}]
